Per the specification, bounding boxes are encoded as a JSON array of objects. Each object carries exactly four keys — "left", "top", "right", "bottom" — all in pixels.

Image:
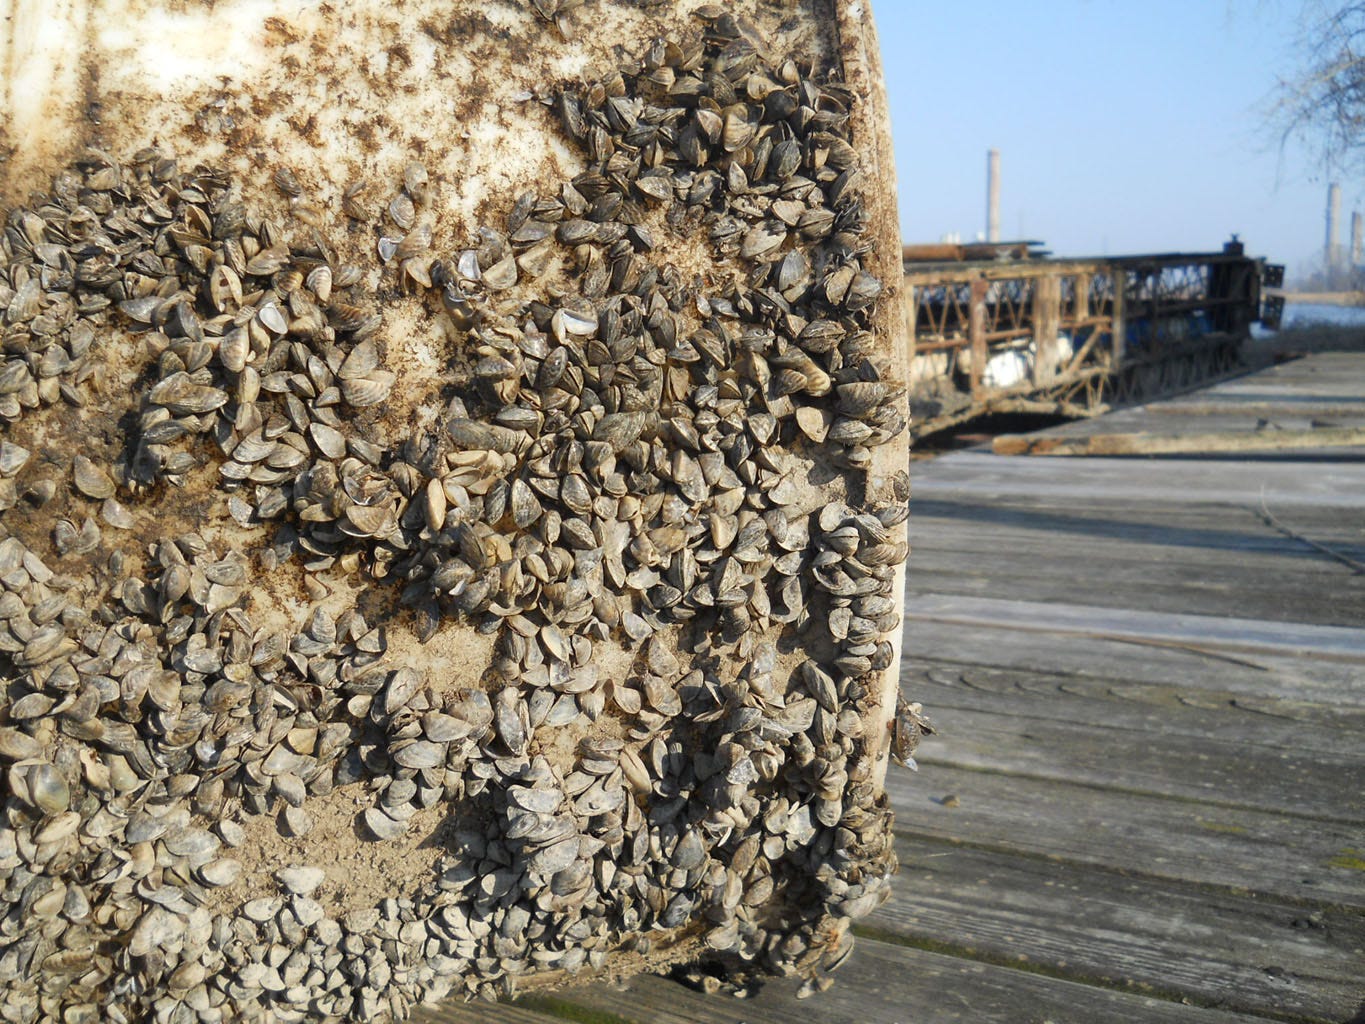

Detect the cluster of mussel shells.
[{"left": 0, "top": 9, "right": 911, "bottom": 1022}]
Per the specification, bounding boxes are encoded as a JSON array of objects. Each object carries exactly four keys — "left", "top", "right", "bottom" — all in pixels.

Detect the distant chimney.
[
  {"left": 1353, "top": 211, "right": 1362, "bottom": 266},
  {"left": 1326, "top": 182, "right": 1342, "bottom": 273},
  {"left": 986, "top": 148, "right": 1001, "bottom": 244}
]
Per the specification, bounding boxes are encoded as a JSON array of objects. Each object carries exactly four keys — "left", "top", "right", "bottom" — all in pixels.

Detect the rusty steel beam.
[
  {"left": 902, "top": 250, "right": 1247, "bottom": 286},
  {"left": 902, "top": 241, "right": 1036, "bottom": 263}
]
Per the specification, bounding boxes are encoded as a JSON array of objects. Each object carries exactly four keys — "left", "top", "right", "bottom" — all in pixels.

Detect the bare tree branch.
[{"left": 1272, "top": 1, "right": 1365, "bottom": 173}]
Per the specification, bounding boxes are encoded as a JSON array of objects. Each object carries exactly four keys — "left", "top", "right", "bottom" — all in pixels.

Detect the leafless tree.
[{"left": 1273, "top": 2, "right": 1365, "bottom": 173}]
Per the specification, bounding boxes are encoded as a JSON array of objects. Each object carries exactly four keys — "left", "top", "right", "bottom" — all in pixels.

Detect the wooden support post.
[
  {"left": 1069, "top": 273, "right": 1090, "bottom": 372},
  {"left": 1032, "top": 274, "right": 1060, "bottom": 385},
  {"left": 1072, "top": 274, "right": 1090, "bottom": 328},
  {"left": 969, "top": 277, "right": 987, "bottom": 396},
  {"left": 1111, "top": 267, "right": 1126, "bottom": 371}
]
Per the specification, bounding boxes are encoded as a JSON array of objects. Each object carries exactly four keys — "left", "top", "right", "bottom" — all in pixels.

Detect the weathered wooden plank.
[
  {"left": 902, "top": 662, "right": 1365, "bottom": 759},
  {"left": 905, "top": 561, "right": 1365, "bottom": 630},
  {"left": 911, "top": 508, "right": 1365, "bottom": 564},
  {"left": 1046, "top": 412, "right": 1365, "bottom": 442},
  {"left": 906, "top": 539, "right": 1365, "bottom": 581},
  {"left": 908, "top": 545, "right": 1363, "bottom": 595},
  {"left": 1181, "top": 354, "right": 1365, "bottom": 395},
  {"left": 1206, "top": 358, "right": 1365, "bottom": 400},
  {"left": 554, "top": 939, "right": 1268, "bottom": 1024},
  {"left": 871, "top": 841, "right": 1365, "bottom": 1024},
  {"left": 1131, "top": 424, "right": 1365, "bottom": 450},
  {"left": 885, "top": 765, "right": 1365, "bottom": 908},
  {"left": 911, "top": 704, "right": 1364, "bottom": 823},
  {"left": 1146, "top": 402, "right": 1365, "bottom": 418},
  {"left": 1224, "top": 376, "right": 1365, "bottom": 398},
  {"left": 903, "top": 595, "right": 1365, "bottom": 661},
  {"left": 994, "top": 426, "right": 1365, "bottom": 457},
  {"left": 903, "top": 619, "right": 1365, "bottom": 706},
  {"left": 911, "top": 488, "right": 1365, "bottom": 525},
  {"left": 910, "top": 504, "right": 1365, "bottom": 568},
  {"left": 412, "top": 999, "right": 566, "bottom": 1024},
  {"left": 911, "top": 543, "right": 1365, "bottom": 591},
  {"left": 912, "top": 450, "right": 1365, "bottom": 508}
]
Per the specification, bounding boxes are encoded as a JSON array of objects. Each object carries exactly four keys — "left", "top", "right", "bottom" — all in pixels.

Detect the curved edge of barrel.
[{"left": 834, "top": 0, "right": 909, "bottom": 793}]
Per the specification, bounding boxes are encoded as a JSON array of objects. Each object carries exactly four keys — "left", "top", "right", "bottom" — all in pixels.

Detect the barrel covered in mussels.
[{"left": 0, "top": 1, "right": 914, "bottom": 1019}]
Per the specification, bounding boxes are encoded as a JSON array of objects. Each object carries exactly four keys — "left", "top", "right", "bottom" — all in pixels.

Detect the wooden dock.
[{"left": 418, "top": 352, "right": 1365, "bottom": 1024}]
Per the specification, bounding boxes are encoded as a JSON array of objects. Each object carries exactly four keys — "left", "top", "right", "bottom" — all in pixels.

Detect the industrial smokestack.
[
  {"left": 1353, "top": 211, "right": 1362, "bottom": 267},
  {"left": 1326, "top": 182, "right": 1342, "bottom": 275},
  {"left": 986, "top": 148, "right": 1001, "bottom": 243}
]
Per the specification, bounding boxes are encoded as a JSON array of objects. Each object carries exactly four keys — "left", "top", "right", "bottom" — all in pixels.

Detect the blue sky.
[{"left": 877, "top": 1, "right": 1333, "bottom": 279}]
